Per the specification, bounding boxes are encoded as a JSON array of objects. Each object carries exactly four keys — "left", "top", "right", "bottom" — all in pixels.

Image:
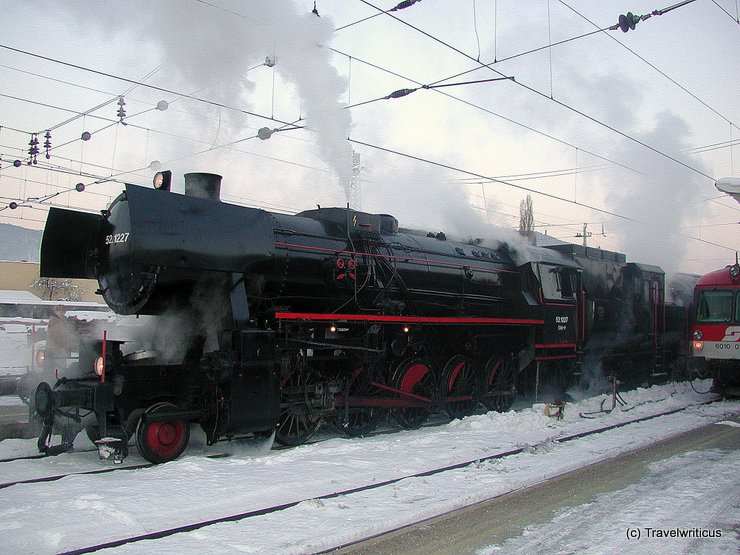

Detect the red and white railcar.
[{"left": 690, "top": 259, "right": 740, "bottom": 396}]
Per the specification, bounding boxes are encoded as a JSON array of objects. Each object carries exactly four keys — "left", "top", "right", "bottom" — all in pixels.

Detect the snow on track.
[{"left": 0, "top": 380, "right": 737, "bottom": 554}]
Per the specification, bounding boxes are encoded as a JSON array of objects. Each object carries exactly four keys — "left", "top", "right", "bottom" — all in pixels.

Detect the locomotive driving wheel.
[
  {"left": 136, "top": 402, "right": 190, "bottom": 464},
  {"left": 482, "top": 355, "right": 515, "bottom": 412},
  {"left": 443, "top": 355, "right": 478, "bottom": 419},
  {"left": 391, "top": 358, "right": 434, "bottom": 429},
  {"left": 334, "top": 368, "right": 382, "bottom": 437},
  {"left": 275, "top": 366, "right": 321, "bottom": 446}
]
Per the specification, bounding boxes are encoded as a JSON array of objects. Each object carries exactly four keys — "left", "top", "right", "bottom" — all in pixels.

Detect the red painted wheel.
[
  {"left": 443, "top": 355, "right": 477, "bottom": 419},
  {"left": 482, "top": 356, "right": 515, "bottom": 412},
  {"left": 136, "top": 402, "right": 190, "bottom": 463},
  {"left": 392, "top": 358, "right": 433, "bottom": 429}
]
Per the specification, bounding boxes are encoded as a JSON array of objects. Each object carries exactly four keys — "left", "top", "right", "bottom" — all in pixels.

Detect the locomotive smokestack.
[{"left": 184, "top": 172, "right": 222, "bottom": 201}]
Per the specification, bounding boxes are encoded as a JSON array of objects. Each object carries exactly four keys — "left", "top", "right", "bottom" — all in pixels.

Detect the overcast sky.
[{"left": 0, "top": 0, "right": 738, "bottom": 275}]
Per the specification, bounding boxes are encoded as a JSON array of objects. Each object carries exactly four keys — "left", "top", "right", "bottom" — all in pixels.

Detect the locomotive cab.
[{"left": 515, "top": 249, "right": 581, "bottom": 397}]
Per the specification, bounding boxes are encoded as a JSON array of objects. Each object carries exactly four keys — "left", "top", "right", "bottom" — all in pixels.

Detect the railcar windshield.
[{"left": 695, "top": 290, "right": 736, "bottom": 323}]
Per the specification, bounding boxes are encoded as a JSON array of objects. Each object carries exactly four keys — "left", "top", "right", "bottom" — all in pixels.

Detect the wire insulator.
[
  {"left": 391, "top": 0, "right": 422, "bottom": 11},
  {"left": 44, "top": 130, "right": 52, "bottom": 159},
  {"left": 385, "top": 88, "right": 417, "bottom": 99}
]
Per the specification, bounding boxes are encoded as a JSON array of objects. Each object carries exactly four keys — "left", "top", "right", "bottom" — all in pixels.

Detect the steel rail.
[{"left": 56, "top": 399, "right": 726, "bottom": 555}]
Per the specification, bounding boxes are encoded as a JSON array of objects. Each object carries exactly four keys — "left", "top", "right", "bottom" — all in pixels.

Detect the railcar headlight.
[
  {"left": 95, "top": 356, "right": 105, "bottom": 376},
  {"left": 35, "top": 348, "right": 45, "bottom": 366},
  {"left": 693, "top": 330, "right": 703, "bottom": 341},
  {"left": 730, "top": 264, "right": 740, "bottom": 278}
]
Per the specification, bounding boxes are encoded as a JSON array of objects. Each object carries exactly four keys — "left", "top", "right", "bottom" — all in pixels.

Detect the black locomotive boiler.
[{"left": 33, "top": 172, "right": 684, "bottom": 463}]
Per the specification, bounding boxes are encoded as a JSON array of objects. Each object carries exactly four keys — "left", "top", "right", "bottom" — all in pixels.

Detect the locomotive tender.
[{"left": 34, "top": 172, "right": 686, "bottom": 463}]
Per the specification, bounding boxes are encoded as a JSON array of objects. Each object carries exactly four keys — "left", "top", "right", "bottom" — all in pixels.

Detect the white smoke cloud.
[
  {"left": 607, "top": 111, "right": 712, "bottom": 274},
  {"left": 49, "top": 0, "right": 353, "bottom": 200}
]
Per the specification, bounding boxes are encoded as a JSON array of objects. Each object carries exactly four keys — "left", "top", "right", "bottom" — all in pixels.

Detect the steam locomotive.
[
  {"left": 687, "top": 258, "right": 740, "bottom": 396},
  {"left": 33, "top": 172, "right": 689, "bottom": 463}
]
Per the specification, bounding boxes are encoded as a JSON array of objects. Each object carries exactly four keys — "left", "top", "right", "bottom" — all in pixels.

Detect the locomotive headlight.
[
  {"left": 730, "top": 264, "right": 740, "bottom": 278},
  {"left": 94, "top": 356, "right": 105, "bottom": 376},
  {"left": 693, "top": 330, "right": 703, "bottom": 341},
  {"left": 153, "top": 170, "right": 172, "bottom": 191}
]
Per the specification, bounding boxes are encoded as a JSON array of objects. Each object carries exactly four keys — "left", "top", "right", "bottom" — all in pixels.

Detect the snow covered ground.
[
  {"left": 482, "top": 444, "right": 738, "bottom": 555},
  {"left": 0, "top": 379, "right": 737, "bottom": 554}
]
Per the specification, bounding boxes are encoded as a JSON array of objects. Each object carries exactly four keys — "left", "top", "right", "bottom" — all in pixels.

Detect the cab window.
[{"left": 539, "top": 264, "right": 575, "bottom": 301}]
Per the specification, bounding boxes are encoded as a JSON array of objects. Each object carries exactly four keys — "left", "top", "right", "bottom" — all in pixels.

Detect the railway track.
[
  {"left": 0, "top": 460, "right": 152, "bottom": 489},
  {"left": 0, "top": 421, "right": 448, "bottom": 487},
  {"left": 38, "top": 399, "right": 726, "bottom": 555},
  {"left": 0, "top": 394, "right": 719, "bottom": 489}
]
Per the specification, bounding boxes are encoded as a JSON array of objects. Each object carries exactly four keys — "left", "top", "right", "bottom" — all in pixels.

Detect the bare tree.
[
  {"left": 31, "top": 278, "right": 83, "bottom": 301},
  {"left": 518, "top": 194, "right": 534, "bottom": 243}
]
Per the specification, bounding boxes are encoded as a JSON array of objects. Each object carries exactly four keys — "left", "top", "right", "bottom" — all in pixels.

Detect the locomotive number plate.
[{"left": 105, "top": 233, "right": 130, "bottom": 245}]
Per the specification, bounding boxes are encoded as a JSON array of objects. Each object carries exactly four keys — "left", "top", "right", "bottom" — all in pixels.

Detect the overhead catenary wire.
[
  {"left": 331, "top": 47, "right": 642, "bottom": 177},
  {"left": 0, "top": 59, "right": 283, "bottom": 148},
  {"left": 340, "top": 18, "right": 612, "bottom": 96},
  {"left": 0, "top": 3, "right": 664, "bottom": 195},
  {"left": 359, "top": 0, "right": 717, "bottom": 182},
  {"left": 349, "top": 137, "right": 641, "bottom": 222},
  {"left": 344, "top": 76, "right": 514, "bottom": 109},
  {"left": 0, "top": 74, "right": 315, "bottom": 171},
  {"left": 0, "top": 118, "right": 309, "bottom": 213},
  {"left": 0, "top": 43, "right": 300, "bottom": 129},
  {"left": 0, "top": 114, "right": 328, "bottom": 213},
  {"left": 685, "top": 138, "right": 740, "bottom": 154},
  {"left": 348, "top": 136, "right": 736, "bottom": 253},
  {"left": 3, "top": 64, "right": 288, "bottom": 183},
  {"left": 37, "top": 65, "right": 165, "bottom": 137},
  {"left": 0, "top": 32, "right": 321, "bottom": 197},
  {"left": 2, "top": 33, "right": 657, "bottom": 233},
  {"left": 710, "top": 0, "right": 740, "bottom": 23},
  {"left": 472, "top": 0, "right": 482, "bottom": 61},
  {"left": 557, "top": 0, "right": 737, "bottom": 128},
  {"left": 9, "top": 0, "right": 716, "bottom": 193},
  {"left": 462, "top": 191, "right": 606, "bottom": 237},
  {"left": 0, "top": 92, "right": 201, "bottom": 151},
  {"left": 457, "top": 163, "right": 611, "bottom": 183},
  {"left": 1, "top": 1, "right": 733, "bottom": 258},
  {"left": 334, "top": 0, "right": 423, "bottom": 31},
  {"left": 0, "top": 68, "right": 323, "bottom": 202}
]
